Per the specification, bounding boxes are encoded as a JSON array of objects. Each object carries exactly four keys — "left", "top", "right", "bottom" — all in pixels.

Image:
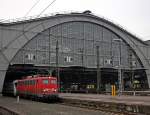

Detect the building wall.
[{"left": 0, "top": 13, "right": 150, "bottom": 92}]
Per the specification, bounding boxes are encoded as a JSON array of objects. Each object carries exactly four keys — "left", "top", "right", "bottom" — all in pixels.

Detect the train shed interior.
[{"left": 3, "top": 64, "right": 148, "bottom": 95}]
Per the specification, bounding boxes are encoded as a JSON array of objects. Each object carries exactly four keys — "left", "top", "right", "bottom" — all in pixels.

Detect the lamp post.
[
  {"left": 56, "top": 40, "right": 60, "bottom": 92},
  {"left": 113, "top": 39, "right": 122, "bottom": 95},
  {"left": 96, "top": 45, "right": 101, "bottom": 94}
]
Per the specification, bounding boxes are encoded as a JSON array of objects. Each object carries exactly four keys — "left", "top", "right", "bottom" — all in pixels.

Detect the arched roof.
[
  {"left": 0, "top": 11, "right": 150, "bottom": 90},
  {"left": 1, "top": 11, "right": 148, "bottom": 45}
]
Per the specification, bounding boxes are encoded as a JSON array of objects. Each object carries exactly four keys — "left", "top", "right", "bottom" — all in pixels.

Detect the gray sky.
[{"left": 0, "top": 0, "right": 150, "bottom": 41}]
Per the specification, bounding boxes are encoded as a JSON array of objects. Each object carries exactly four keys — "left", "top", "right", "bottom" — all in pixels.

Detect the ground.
[{"left": 0, "top": 96, "right": 117, "bottom": 115}]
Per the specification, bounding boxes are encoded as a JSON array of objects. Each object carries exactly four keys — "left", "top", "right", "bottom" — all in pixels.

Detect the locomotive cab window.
[
  {"left": 51, "top": 79, "right": 57, "bottom": 84},
  {"left": 43, "top": 79, "right": 49, "bottom": 84}
]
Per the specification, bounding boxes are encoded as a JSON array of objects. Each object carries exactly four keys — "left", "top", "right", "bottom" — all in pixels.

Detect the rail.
[
  {"left": 60, "top": 97, "right": 150, "bottom": 115},
  {"left": 0, "top": 106, "right": 19, "bottom": 115}
]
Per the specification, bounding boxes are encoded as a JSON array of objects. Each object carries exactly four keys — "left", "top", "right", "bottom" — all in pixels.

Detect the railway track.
[
  {"left": 60, "top": 98, "right": 143, "bottom": 115},
  {"left": 0, "top": 106, "right": 19, "bottom": 115},
  {"left": 0, "top": 96, "right": 122, "bottom": 115}
]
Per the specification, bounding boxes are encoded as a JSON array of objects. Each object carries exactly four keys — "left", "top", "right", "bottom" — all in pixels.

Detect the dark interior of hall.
[{"left": 2, "top": 64, "right": 149, "bottom": 95}]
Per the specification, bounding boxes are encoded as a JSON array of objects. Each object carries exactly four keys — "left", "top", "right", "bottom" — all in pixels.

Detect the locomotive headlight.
[
  {"left": 43, "top": 88, "right": 50, "bottom": 92},
  {"left": 43, "top": 89, "right": 46, "bottom": 92},
  {"left": 51, "top": 88, "right": 57, "bottom": 92},
  {"left": 43, "top": 88, "right": 57, "bottom": 92}
]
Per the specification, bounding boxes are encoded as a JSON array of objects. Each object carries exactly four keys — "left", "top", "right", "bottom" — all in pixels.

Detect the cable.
[
  {"left": 24, "top": 0, "right": 41, "bottom": 17},
  {"left": 3, "top": 0, "right": 57, "bottom": 51},
  {"left": 37, "top": 0, "right": 57, "bottom": 17}
]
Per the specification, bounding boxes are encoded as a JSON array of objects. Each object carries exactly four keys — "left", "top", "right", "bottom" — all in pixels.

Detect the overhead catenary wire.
[
  {"left": 1, "top": 0, "right": 57, "bottom": 51},
  {"left": 24, "top": 0, "right": 41, "bottom": 17},
  {"left": 37, "top": 0, "right": 57, "bottom": 17}
]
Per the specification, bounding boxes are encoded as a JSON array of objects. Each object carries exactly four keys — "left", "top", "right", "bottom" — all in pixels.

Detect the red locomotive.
[{"left": 14, "top": 75, "right": 59, "bottom": 100}]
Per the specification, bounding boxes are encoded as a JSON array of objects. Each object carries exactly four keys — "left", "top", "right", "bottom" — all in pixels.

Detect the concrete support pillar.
[
  {"left": 146, "top": 69, "right": 150, "bottom": 88},
  {"left": 0, "top": 53, "right": 9, "bottom": 93},
  {"left": 0, "top": 69, "right": 7, "bottom": 93}
]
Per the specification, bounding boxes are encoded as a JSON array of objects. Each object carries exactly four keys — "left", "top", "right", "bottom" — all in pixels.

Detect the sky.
[{"left": 0, "top": 0, "right": 150, "bottom": 41}]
